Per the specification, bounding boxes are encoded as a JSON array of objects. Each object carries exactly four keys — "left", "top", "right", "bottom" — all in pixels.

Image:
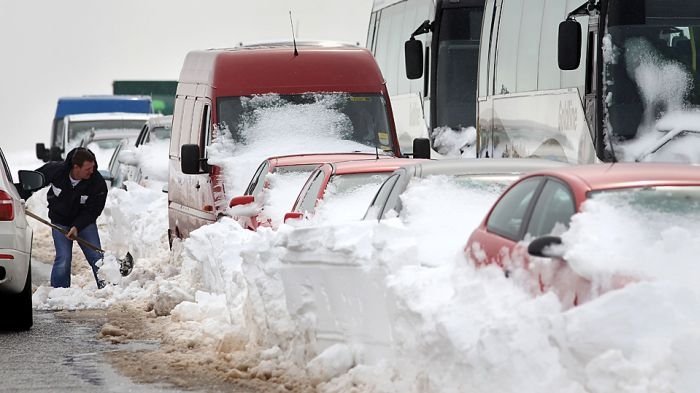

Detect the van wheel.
[{"left": 0, "top": 263, "right": 33, "bottom": 331}]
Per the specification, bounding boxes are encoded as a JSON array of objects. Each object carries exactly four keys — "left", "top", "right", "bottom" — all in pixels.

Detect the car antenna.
[{"left": 289, "top": 11, "right": 299, "bottom": 56}]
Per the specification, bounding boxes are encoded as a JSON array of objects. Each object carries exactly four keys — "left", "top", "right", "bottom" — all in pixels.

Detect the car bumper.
[{"left": 0, "top": 249, "right": 30, "bottom": 294}]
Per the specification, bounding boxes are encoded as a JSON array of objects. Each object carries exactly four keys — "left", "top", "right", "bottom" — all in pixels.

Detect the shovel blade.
[{"left": 119, "top": 252, "right": 134, "bottom": 277}]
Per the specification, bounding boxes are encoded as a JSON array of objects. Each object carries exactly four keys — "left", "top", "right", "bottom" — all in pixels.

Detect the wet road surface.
[{"left": 0, "top": 310, "right": 191, "bottom": 393}]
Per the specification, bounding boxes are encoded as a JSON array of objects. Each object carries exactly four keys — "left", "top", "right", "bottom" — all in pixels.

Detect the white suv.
[{"left": 0, "top": 147, "right": 45, "bottom": 331}]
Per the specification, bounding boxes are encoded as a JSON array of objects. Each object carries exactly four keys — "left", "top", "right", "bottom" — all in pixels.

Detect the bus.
[
  {"left": 403, "top": 0, "right": 700, "bottom": 164},
  {"left": 368, "top": 0, "right": 484, "bottom": 157}
]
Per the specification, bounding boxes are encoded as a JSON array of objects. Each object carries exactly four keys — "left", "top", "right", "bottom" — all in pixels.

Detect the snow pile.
[
  {"left": 12, "top": 98, "right": 700, "bottom": 392},
  {"left": 131, "top": 138, "right": 170, "bottom": 188},
  {"left": 432, "top": 126, "right": 477, "bottom": 158},
  {"left": 257, "top": 170, "right": 313, "bottom": 228}
]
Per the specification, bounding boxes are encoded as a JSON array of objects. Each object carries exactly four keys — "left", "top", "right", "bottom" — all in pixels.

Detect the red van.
[{"left": 168, "top": 41, "right": 404, "bottom": 243}]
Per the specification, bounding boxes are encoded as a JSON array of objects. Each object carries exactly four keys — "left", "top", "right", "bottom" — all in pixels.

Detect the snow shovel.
[{"left": 24, "top": 209, "right": 134, "bottom": 276}]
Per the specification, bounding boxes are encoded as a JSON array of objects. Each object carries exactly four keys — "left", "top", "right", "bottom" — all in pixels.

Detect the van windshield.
[{"left": 217, "top": 93, "right": 394, "bottom": 152}]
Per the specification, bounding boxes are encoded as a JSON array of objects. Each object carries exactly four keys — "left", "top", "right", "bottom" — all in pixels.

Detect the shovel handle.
[{"left": 25, "top": 209, "right": 105, "bottom": 254}]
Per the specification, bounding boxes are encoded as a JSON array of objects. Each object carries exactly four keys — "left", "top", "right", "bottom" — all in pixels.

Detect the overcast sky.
[{"left": 0, "top": 0, "right": 373, "bottom": 155}]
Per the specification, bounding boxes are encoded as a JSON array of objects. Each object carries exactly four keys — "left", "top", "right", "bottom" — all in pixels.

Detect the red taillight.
[{"left": 0, "top": 190, "right": 14, "bottom": 221}]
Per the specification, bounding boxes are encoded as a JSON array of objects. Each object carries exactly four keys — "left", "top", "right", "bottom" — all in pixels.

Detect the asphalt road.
[{"left": 0, "top": 310, "right": 190, "bottom": 393}]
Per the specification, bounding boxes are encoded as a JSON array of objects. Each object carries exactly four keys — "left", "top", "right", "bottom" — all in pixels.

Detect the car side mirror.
[
  {"left": 283, "top": 211, "right": 304, "bottom": 223},
  {"left": 117, "top": 149, "right": 138, "bottom": 166},
  {"left": 412, "top": 137, "right": 431, "bottom": 159},
  {"left": 405, "top": 38, "right": 424, "bottom": 79},
  {"left": 528, "top": 236, "right": 564, "bottom": 258},
  {"left": 558, "top": 19, "right": 582, "bottom": 70},
  {"left": 229, "top": 195, "right": 255, "bottom": 207},
  {"left": 18, "top": 170, "right": 44, "bottom": 191}
]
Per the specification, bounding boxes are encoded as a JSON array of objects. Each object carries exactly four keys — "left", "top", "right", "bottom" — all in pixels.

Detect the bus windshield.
[
  {"left": 217, "top": 93, "right": 394, "bottom": 153},
  {"left": 604, "top": 0, "right": 700, "bottom": 162},
  {"left": 434, "top": 6, "right": 483, "bottom": 130}
]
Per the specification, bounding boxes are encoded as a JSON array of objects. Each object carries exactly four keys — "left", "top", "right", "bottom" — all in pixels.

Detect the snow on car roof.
[
  {"left": 408, "top": 157, "right": 571, "bottom": 178},
  {"left": 65, "top": 112, "right": 155, "bottom": 121},
  {"left": 527, "top": 162, "right": 700, "bottom": 190}
]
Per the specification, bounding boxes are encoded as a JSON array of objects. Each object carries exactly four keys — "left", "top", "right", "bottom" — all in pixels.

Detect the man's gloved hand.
[{"left": 66, "top": 226, "right": 78, "bottom": 240}]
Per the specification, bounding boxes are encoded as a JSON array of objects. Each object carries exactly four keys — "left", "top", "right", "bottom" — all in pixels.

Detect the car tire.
[{"left": 0, "top": 263, "right": 33, "bottom": 331}]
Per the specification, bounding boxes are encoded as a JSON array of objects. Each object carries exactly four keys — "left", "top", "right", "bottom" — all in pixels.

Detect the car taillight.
[{"left": 0, "top": 190, "right": 14, "bottom": 221}]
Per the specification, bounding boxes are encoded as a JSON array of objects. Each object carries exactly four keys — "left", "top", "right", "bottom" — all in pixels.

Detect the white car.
[
  {"left": 363, "top": 158, "right": 571, "bottom": 221},
  {"left": 0, "top": 147, "right": 45, "bottom": 330},
  {"left": 113, "top": 115, "right": 172, "bottom": 189}
]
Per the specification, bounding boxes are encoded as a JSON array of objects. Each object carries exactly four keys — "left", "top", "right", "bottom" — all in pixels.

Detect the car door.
[
  {"left": 467, "top": 176, "right": 544, "bottom": 270},
  {"left": 523, "top": 178, "right": 581, "bottom": 304}
]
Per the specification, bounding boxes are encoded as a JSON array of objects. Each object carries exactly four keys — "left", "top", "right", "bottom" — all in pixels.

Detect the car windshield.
[
  {"left": 314, "top": 172, "right": 390, "bottom": 223},
  {"left": 589, "top": 185, "right": 700, "bottom": 214},
  {"left": 217, "top": 93, "right": 394, "bottom": 152},
  {"left": 68, "top": 120, "right": 146, "bottom": 145}
]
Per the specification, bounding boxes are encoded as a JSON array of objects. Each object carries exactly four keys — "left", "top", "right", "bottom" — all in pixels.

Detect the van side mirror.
[
  {"left": 528, "top": 236, "right": 564, "bottom": 258},
  {"left": 412, "top": 138, "right": 431, "bottom": 159},
  {"left": 405, "top": 39, "right": 424, "bottom": 79},
  {"left": 181, "top": 144, "right": 202, "bottom": 174},
  {"left": 558, "top": 19, "right": 582, "bottom": 71},
  {"left": 35, "top": 143, "right": 48, "bottom": 161}
]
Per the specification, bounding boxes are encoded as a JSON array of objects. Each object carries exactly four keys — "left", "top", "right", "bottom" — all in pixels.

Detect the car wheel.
[{"left": 0, "top": 263, "right": 33, "bottom": 331}]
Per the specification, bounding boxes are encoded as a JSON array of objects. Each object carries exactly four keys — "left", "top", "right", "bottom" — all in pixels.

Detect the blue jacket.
[{"left": 36, "top": 148, "right": 107, "bottom": 230}]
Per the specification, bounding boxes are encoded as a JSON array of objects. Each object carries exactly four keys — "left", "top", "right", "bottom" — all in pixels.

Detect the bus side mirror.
[
  {"left": 405, "top": 39, "right": 424, "bottom": 79},
  {"left": 558, "top": 19, "right": 582, "bottom": 70},
  {"left": 181, "top": 144, "right": 202, "bottom": 174},
  {"left": 412, "top": 138, "right": 431, "bottom": 159}
]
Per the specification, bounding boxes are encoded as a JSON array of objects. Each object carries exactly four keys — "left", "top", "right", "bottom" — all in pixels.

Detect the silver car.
[
  {"left": 363, "top": 158, "right": 571, "bottom": 221},
  {"left": 0, "top": 147, "right": 45, "bottom": 330}
]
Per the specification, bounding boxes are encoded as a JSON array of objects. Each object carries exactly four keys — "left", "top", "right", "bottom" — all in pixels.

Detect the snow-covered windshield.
[
  {"left": 604, "top": 1, "right": 700, "bottom": 162},
  {"left": 217, "top": 93, "right": 394, "bottom": 153},
  {"left": 68, "top": 120, "right": 145, "bottom": 145},
  {"left": 313, "top": 172, "right": 390, "bottom": 223},
  {"left": 590, "top": 185, "right": 700, "bottom": 214}
]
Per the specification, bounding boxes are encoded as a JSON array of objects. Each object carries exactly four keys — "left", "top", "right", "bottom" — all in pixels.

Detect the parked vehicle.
[
  {"left": 364, "top": 158, "right": 570, "bottom": 221},
  {"left": 0, "top": 147, "right": 45, "bottom": 331},
  {"left": 231, "top": 153, "right": 392, "bottom": 230},
  {"left": 284, "top": 158, "right": 423, "bottom": 224},
  {"left": 112, "top": 80, "right": 177, "bottom": 115},
  {"left": 114, "top": 115, "right": 172, "bottom": 189},
  {"left": 170, "top": 41, "right": 414, "bottom": 242},
  {"left": 399, "top": 0, "right": 700, "bottom": 163},
  {"left": 368, "top": 0, "right": 484, "bottom": 156},
  {"left": 79, "top": 128, "right": 141, "bottom": 188},
  {"left": 44, "top": 112, "right": 152, "bottom": 163},
  {"left": 36, "top": 95, "right": 153, "bottom": 162},
  {"left": 465, "top": 163, "right": 700, "bottom": 307}
]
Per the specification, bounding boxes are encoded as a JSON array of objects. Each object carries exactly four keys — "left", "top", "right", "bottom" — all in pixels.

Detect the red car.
[
  {"left": 465, "top": 163, "right": 700, "bottom": 307},
  {"left": 230, "top": 153, "right": 391, "bottom": 230},
  {"left": 285, "top": 158, "right": 426, "bottom": 224}
]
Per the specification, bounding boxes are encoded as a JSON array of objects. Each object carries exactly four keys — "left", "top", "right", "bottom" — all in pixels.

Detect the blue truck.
[{"left": 36, "top": 95, "right": 153, "bottom": 161}]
